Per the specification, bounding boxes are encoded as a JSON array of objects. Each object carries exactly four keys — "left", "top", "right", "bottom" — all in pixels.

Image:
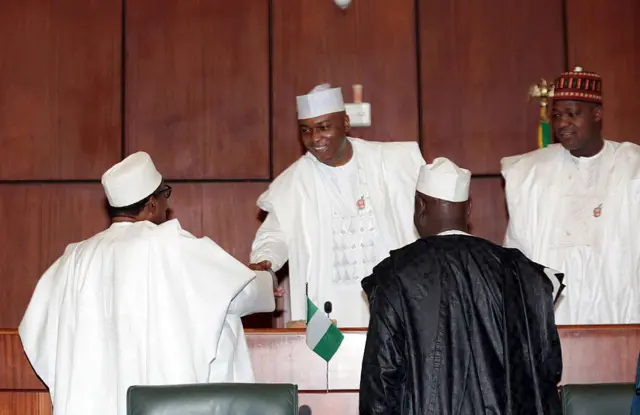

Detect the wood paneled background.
[{"left": 1, "top": 0, "right": 639, "bottom": 333}]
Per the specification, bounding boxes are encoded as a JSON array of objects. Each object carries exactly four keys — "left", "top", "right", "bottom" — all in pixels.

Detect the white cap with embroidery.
[{"left": 296, "top": 84, "right": 345, "bottom": 120}]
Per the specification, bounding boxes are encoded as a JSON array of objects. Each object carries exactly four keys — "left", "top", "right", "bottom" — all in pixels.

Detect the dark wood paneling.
[
  {"left": 125, "top": 0, "right": 270, "bottom": 180},
  {"left": 272, "top": 0, "right": 419, "bottom": 175},
  {"left": 419, "top": 0, "right": 564, "bottom": 174},
  {"left": 167, "top": 183, "right": 267, "bottom": 262},
  {"left": 566, "top": 0, "right": 640, "bottom": 145},
  {"left": 0, "top": 1, "right": 121, "bottom": 180},
  {"left": 0, "top": 185, "right": 108, "bottom": 328},
  {"left": 469, "top": 177, "right": 508, "bottom": 244}
]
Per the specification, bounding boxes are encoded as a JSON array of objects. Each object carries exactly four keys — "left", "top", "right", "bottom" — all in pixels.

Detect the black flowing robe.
[{"left": 359, "top": 234, "right": 564, "bottom": 415}]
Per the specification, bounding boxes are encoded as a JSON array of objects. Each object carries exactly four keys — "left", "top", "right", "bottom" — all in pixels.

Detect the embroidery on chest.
[{"left": 593, "top": 204, "right": 603, "bottom": 217}]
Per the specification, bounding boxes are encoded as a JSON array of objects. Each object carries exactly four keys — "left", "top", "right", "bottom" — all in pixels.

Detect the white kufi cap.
[
  {"left": 101, "top": 151, "right": 163, "bottom": 208},
  {"left": 296, "top": 84, "right": 345, "bottom": 120},
  {"left": 417, "top": 157, "right": 471, "bottom": 202}
]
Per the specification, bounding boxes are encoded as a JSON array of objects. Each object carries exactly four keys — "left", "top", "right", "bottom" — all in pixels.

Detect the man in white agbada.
[
  {"left": 19, "top": 152, "right": 277, "bottom": 415},
  {"left": 249, "top": 84, "right": 426, "bottom": 328},
  {"left": 501, "top": 67, "right": 640, "bottom": 324}
]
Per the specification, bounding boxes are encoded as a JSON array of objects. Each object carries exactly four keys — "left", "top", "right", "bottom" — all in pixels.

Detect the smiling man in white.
[
  {"left": 502, "top": 67, "right": 640, "bottom": 324},
  {"left": 249, "top": 84, "right": 426, "bottom": 328}
]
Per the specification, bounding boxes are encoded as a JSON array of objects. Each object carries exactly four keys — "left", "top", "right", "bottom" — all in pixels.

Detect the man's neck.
[
  {"left": 435, "top": 222, "right": 469, "bottom": 235},
  {"left": 324, "top": 138, "right": 353, "bottom": 167},
  {"left": 111, "top": 216, "right": 137, "bottom": 224},
  {"left": 570, "top": 137, "right": 605, "bottom": 158}
]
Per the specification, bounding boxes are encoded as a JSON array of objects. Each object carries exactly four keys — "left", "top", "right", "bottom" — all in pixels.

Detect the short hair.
[
  {"left": 106, "top": 182, "right": 164, "bottom": 219},
  {"left": 107, "top": 195, "right": 152, "bottom": 219}
]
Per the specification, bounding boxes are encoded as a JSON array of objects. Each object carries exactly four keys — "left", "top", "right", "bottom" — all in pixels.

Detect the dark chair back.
[
  {"left": 127, "top": 383, "right": 298, "bottom": 415},
  {"left": 560, "top": 383, "right": 635, "bottom": 415}
]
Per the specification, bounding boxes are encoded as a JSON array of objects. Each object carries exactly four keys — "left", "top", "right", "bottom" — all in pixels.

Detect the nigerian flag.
[
  {"left": 538, "top": 106, "right": 551, "bottom": 148},
  {"left": 305, "top": 297, "right": 344, "bottom": 361}
]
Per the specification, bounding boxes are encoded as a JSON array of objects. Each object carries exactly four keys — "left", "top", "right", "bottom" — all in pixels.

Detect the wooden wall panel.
[
  {"left": 167, "top": 183, "right": 267, "bottom": 262},
  {"left": 0, "top": 185, "right": 107, "bottom": 327},
  {"left": 272, "top": 0, "right": 419, "bottom": 175},
  {"left": 469, "top": 177, "right": 508, "bottom": 244},
  {"left": 0, "top": 1, "right": 121, "bottom": 180},
  {"left": 125, "top": 0, "right": 270, "bottom": 179},
  {"left": 419, "top": 0, "right": 564, "bottom": 174},
  {"left": 565, "top": 0, "right": 640, "bottom": 145},
  {"left": 0, "top": 331, "right": 45, "bottom": 391}
]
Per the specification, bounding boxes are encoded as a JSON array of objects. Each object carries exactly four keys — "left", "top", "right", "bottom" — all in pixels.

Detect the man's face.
[
  {"left": 148, "top": 184, "right": 171, "bottom": 224},
  {"left": 551, "top": 100, "right": 602, "bottom": 153},
  {"left": 298, "top": 112, "right": 350, "bottom": 166}
]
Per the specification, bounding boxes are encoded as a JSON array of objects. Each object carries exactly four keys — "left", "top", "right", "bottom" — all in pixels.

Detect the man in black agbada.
[{"left": 359, "top": 157, "right": 565, "bottom": 415}]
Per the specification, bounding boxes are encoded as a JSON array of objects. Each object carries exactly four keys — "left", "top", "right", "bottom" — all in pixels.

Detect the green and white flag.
[{"left": 305, "top": 297, "right": 344, "bottom": 361}]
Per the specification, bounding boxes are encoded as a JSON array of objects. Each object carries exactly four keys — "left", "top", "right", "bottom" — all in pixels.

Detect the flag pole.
[
  {"left": 326, "top": 360, "right": 329, "bottom": 393},
  {"left": 528, "top": 79, "right": 554, "bottom": 148}
]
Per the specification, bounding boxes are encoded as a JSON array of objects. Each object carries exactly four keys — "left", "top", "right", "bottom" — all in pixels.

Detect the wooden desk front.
[{"left": 1, "top": 325, "right": 639, "bottom": 414}]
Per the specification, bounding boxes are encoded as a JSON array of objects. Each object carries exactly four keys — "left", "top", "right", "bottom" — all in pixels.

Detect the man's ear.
[
  {"left": 593, "top": 105, "right": 603, "bottom": 123},
  {"left": 344, "top": 114, "right": 351, "bottom": 134},
  {"left": 416, "top": 193, "right": 426, "bottom": 212},
  {"left": 467, "top": 199, "right": 472, "bottom": 218},
  {"left": 147, "top": 197, "right": 157, "bottom": 214}
]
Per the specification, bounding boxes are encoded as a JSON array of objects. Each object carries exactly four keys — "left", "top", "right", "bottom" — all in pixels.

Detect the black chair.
[
  {"left": 560, "top": 383, "right": 635, "bottom": 415},
  {"left": 127, "top": 383, "right": 298, "bottom": 415}
]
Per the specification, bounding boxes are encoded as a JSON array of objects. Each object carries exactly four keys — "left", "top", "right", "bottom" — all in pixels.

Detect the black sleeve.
[
  {"left": 511, "top": 255, "right": 564, "bottom": 415},
  {"left": 359, "top": 283, "right": 405, "bottom": 415}
]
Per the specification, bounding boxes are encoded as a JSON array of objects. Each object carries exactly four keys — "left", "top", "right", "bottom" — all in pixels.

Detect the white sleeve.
[
  {"left": 249, "top": 212, "right": 289, "bottom": 272},
  {"left": 503, "top": 217, "right": 524, "bottom": 251},
  {"left": 227, "top": 270, "right": 275, "bottom": 317},
  {"left": 502, "top": 168, "right": 528, "bottom": 253},
  {"left": 18, "top": 256, "right": 66, "bottom": 398}
]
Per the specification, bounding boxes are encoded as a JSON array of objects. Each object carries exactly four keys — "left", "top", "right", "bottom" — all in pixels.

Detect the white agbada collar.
[{"left": 437, "top": 229, "right": 473, "bottom": 237}]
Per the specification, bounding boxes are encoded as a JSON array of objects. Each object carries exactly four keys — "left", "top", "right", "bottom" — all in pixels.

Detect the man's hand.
[
  {"left": 248, "top": 260, "right": 272, "bottom": 271},
  {"left": 249, "top": 261, "right": 286, "bottom": 297},
  {"left": 268, "top": 268, "right": 287, "bottom": 298}
]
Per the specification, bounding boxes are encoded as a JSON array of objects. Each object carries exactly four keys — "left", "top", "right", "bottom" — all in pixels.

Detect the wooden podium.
[{"left": 1, "top": 325, "right": 639, "bottom": 414}]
